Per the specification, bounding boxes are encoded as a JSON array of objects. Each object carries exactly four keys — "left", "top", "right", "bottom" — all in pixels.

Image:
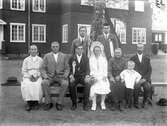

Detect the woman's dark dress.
[{"left": 108, "top": 57, "right": 126, "bottom": 101}]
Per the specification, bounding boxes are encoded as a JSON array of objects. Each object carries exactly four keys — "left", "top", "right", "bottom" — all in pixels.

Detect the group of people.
[{"left": 21, "top": 23, "right": 153, "bottom": 112}]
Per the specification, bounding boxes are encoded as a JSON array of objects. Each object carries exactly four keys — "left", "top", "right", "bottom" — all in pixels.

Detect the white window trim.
[
  {"left": 77, "top": 24, "right": 91, "bottom": 38},
  {"left": 106, "top": 0, "right": 129, "bottom": 10},
  {"left": 32, "top": 24, "right": 46, "bottom": 43},
  {"left": 62, "top": 24, "right": 68, "bottom": 43},
  {"left": 135, "top": 0, "right": 144, "bottom": 12},
  {"left": 32, "top": 0, "right": 46, "bottom": 13},
  {"left": 132, "top": 27, "right": 146, "bottom": 44},
  {"left": 10, "top": 23, "right": 26, "bottom": 43},
  {"left": 10, "top": 0, "right": 25, "bottom": 11},
  {"left": 0, "top": 0, "right": 3, "bottom": 9}
]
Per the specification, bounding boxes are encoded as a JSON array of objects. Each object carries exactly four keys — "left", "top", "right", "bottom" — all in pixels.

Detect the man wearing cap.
[
  {"left": 130, "top": 43, "right": 152, "bottom": 108},
  {"left": 71, "top": 26, "right": 91, "bottom": 57},
  {"left": 97, "top": 23, "right": 119, "bottom": 60},
  {"left": 69, "top": 44, "right": 91, "bottom": 111}
]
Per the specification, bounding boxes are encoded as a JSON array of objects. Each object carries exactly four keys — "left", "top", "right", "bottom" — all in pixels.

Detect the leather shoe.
[
  {"left": 134, "top": 104, "right": 140, "bottom": 109},
  {"left": 25, "top": 104, "right": 31, "bottom": 111},
  {"left": 43, "top": 103, "right": 53, "bottom": 111},
  {"left": 71, "top": 104, "right": 77, "bottom": 111},
  {"left": 56, "top": 103, "right": 63, "bottom": 111},
  {"left": 83, "top": 105, "right": 89, "bottom": 111}
]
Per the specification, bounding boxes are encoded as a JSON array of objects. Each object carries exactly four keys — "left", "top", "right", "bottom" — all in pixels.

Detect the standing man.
[
  {"left": 71, "top": 26, "right": 91, "bottom": 57},
  {"left": 97, "top": 23, "right": 119, "bottom": 60},
  {"left": 69, "top": 44, "right": 90, "bottom": 111},
  {"left": 130, "top": 43, "right": 152, "bottom": 108},
  {"left": 41, "top": 41, "right": 70, "bottom": 111}
]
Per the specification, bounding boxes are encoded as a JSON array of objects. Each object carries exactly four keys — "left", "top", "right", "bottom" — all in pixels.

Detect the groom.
[{"left": 69, "top": 43, "right": 91, "bottom": 111}]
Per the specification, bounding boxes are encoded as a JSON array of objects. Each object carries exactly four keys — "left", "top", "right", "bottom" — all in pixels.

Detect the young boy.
[{"left": 120, "top": 60, "right": 141, "bottom": 108}]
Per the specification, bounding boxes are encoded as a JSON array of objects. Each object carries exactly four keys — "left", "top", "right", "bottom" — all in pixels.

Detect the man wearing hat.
[
  {"left": 69, "top": 43, "right": 91, "bottom": 111},
  {"left": 130, "top": 43, "right": 152, "bottom": 108}
]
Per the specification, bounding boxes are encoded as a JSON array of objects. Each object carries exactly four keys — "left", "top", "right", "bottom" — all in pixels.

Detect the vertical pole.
[{"left": 27, "top": 0, "right": 31, "bottom": 52}]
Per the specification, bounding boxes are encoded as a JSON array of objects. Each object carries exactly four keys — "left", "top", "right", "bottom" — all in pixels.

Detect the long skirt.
[
  {"left": 90, "top": 78, "right": 110, "bottom": 99},
  {"left": 110, "top": 81, "right": 125, "bottom": 102},
  {"left": 21, "top": 77, "right": 43, "bottom": 101}
]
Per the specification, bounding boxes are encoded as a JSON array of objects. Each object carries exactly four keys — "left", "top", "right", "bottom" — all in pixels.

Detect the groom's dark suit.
[{"left": 69, "top": 54, "right": 90, "bottom": 108}]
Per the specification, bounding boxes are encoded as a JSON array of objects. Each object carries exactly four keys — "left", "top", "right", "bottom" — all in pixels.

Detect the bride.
[{"left": 89, "top": 41, "right": 110, "bottom": 111}]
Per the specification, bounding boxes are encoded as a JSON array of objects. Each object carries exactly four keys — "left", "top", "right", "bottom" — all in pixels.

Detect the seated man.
[
  {"left": 69, "top": 43, "right": 90, "bottom": 111},
  {"left": 41, "top": 41, "right": 70, "bottom": 111},
  {"left": 130, "top": 43, "right": 152, "bottom": 108}
]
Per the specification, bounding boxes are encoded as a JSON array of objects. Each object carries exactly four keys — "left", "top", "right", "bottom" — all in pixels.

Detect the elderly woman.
[
  {"left": 108, "top": 48, "right": 126, "bottom": 111},
  {"left": 21, "top": 45, "right": 43, "bottom": 111},
  {"left": 89, "top": 41, "right": 110, "bottom": 111}
]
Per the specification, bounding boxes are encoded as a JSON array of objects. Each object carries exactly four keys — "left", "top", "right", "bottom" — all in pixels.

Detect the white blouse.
[{"left": 22, "top": 55, "right": 43, "bottom": 78}]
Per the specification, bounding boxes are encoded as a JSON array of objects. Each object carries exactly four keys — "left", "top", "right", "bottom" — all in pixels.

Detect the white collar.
[
  {"left": 79, "top": 36, "right": 85, "bottom": 41},
  {"left": 76, "top": 54, "right": 82, "bottom": 63},
  {"left": 103, "top": 33, "right": 109, "bottom": 38},
  {"left": 30, "top": 55, "right": 38, "bottom": 62}
]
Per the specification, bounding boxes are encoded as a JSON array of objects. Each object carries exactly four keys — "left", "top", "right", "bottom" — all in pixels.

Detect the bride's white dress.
[{"left": 89, "top": 56, "right": 110, "bottom": 98}]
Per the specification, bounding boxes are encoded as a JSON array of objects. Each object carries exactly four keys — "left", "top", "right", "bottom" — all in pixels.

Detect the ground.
[{"left": 0, "top": 54, "right": 167, "bottom": 126}]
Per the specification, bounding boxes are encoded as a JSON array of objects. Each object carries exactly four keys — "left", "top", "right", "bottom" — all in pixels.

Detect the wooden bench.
[{"left": 50, "top": 84, "right": 84, "bottom": 98}]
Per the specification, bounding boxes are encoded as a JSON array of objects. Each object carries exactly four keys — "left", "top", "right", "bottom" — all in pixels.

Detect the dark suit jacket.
[
  {"left": 71, "top": 37, "right": 91, "bottom": 57},
  {"left": 41, "top": 52, "right": 70, "bottom": 79},
  {"left": 69, "top": 54, "right": 90, "bottom": 78},
  {"left": 130, "top": 54, "right": 152, "bottom": 82},
  {"left": 97, "top": 33, "right": 119, "bottom": 60}
]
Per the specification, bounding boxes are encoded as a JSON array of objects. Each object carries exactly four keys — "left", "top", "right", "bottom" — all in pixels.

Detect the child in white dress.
[{"left": 120, "top": 60, "right": 141, "bottom": 108}]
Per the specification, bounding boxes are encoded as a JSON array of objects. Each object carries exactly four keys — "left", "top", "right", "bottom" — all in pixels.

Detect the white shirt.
[
  {"left": 76, "top": 54, "right": 82, "bottom": 63},
  {"left": 120, "top": 69, "right": 141, "bottom": 89},
  {"left": 109, "top": 40, "right": 114, "bottom": 57},
  {"left": 103, "top": 33, "right": 109, "bottom": 40},
  {"left": 79, "top": 36, "right": 85, "bottom": 42},
  {"left": 53, "top": 53, "right": 58, "bottom": 62},
  {"left": 31, "top": 55, "right": 38, "bottom": 62},
  {"left": 137, "top": 53, "right": 143, "bottom": 63}
]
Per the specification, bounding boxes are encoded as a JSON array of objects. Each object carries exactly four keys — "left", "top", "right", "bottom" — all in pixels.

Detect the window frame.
[
  {"left": 10, "top": 23, "right": 26, "bottom": 43},
  {"left": 32, "top": 24, "right": 46, "bottom": 43},
  {"left": 106, "top": 0, "right": 129, "bottom": 10},
  {"left": 32, "top": 0, "right": 46, "bottom": 13},
  {"left": 77, "top": 24, "right": 91, "bottom": 38},
  {"left": 132, "top": 27, "right": 146, "bottom": 44},
  {"left": 0, "top": 0, "right": 2, "bottom": 9},
  {"left": 135, "top": 0, "right": 144, "bottom": 12},
  {"left": 10, "top": 0, "right": 25, "bottom": 11},
  {"left": 111, "top": 18, "right": 127, "bottom": 44},
  {"left": 62, "top": 24, "right": 68, "bottom": 43}
]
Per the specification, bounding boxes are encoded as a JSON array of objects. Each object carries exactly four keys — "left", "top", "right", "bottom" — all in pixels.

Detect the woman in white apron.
[{"left": 21, "top": 45, "right": 43, "bottom": 111}]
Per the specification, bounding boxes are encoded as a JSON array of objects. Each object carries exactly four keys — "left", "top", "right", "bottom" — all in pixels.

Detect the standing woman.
[
  {"left": 108, "top": 48, "right": 126, "bottom": 111},
  {"left": 21, "top": 45, "right": 43, "bottom": 111},
  {"left": 89, "top": 41, "right": 110, "bottom": 111}
]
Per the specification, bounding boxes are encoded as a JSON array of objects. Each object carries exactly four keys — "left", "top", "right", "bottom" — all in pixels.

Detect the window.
[
  {"left": 62, "top": 24, "right": 68, "bottom": 43},
  {"left": 0, "top": 0, "right": 2, "bottom": 9},
  {"left": 135, "top": 0, "right": 144, "bottom": 12},
  {"left": 78, "top": 24, "right": 91, "bottom": 38},
  {"left": 111, "top": 18, "right": 126, "bottom": 44},
  {"left": 33, "top": 0, "right": 46, "bottom": 12},
  {"left": 106, "top": 0, "right": 129, "bottom": 10},
  {"left": 132, "top": 28, "right": 146, "bottom": 44},
  {"left": 155, "top": 33, "right": 163, "bottom": 42},
  {"left": 10, "top": 23, "right": 25, "bottom": 42},
  {"left": 32, "top": 24, "right": 46, "bottom": 43},
  {"left": 10, "top": 0, "right": 25, "bottom": 11},
  {"left": 81, "top": 0, "right": 94, "bottom": 6}
]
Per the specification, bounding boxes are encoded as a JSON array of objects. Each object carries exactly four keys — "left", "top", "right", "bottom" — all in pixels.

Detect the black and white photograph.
[{"left": 0, "top": 0, "right": 167, "bottom": 126}]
